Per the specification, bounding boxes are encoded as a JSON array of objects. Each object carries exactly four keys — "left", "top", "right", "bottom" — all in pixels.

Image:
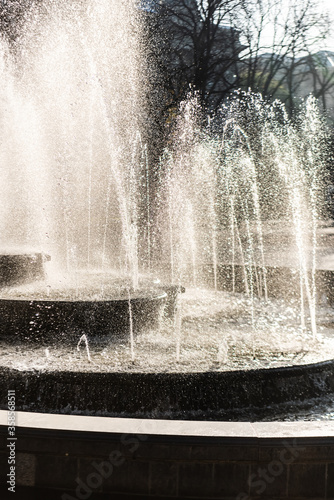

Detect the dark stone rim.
[
  {"left": 1, "top": 357, "right": 333, "bottom": 417},
  {"left": 0, "top": 292, "right": 168, "bottom": 341},
  {"left": 0, "top": 291, "right": 167, "bottom": 304}
]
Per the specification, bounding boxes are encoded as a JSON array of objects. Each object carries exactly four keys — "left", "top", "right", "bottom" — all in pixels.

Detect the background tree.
[
  {"left": 153, "top": 0, "right": 245, "bottom": 112},
  {"left": 300, "top": 51, "right": 334, "bottom": 115},
  {"left": 236, "top": 0, "right": 331, "bottom": 115},
  {"left": 150, "top": 0, "right": 332, "bottom": 121}
]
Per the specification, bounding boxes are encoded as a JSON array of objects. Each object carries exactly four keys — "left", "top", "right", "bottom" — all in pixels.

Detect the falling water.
[
  {"left": 128, "top": 288, "right": 135, "bottom": 363},
  {"left": 0, "top": 0, "right": 144, "bottom": 284},
  {"left": 0, "top": 0, "right": 329, "bottom": 366},
  {"left": 77, "top": 334, "right": 92, "bottom": 363},
  {"left": 175, "top": 291, "right": 182, "bottom": 363},
  {"left": 157, "top": 92, "right": 327, "bottom": 357}
]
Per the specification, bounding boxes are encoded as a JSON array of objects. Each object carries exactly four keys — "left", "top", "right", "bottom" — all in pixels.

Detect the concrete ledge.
[
  {"left": 1, "top": 410, "right": 334, "bottom": 438},
  {"left": 1, "top": 411, "right": 334, "bottom": 499}
]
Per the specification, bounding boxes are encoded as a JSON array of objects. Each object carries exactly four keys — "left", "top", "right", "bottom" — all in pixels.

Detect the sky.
[
  {"left": 318, "top": 0, "right": 334, "bottom": 51},
  {"left": 257, "top": 0, "right": 334, "bottom": 55},
  {"left": 323, "top": 0, "right": 334, "bottom": 18}
]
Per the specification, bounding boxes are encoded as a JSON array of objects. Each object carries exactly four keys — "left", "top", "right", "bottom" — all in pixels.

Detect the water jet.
[
  {"left": 0, "top": 2, "right": 333, "bottom": 498},
  {"left": 0, "top": 6, "right": 333, "bottom": 500},
  {"left": 0, "top": 0, "right": 332, "bottom": 420}
]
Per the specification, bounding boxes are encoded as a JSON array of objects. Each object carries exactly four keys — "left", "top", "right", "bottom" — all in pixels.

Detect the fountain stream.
[{"left": 0, "top": 1, "right": 333, "bottom": 420}]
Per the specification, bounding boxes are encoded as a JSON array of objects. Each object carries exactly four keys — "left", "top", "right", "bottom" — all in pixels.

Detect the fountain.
[
  {"left": 0, "top": 0, "right": 334, "bottom": 422},
  {"left": 0, "top": 0, "right": 169, "bottom": 346}
]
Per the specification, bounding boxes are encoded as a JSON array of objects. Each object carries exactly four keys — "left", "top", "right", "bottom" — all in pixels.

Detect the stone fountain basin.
[
  {"left": 0, "top": 252, "right": 50, "bottom": 286},
  {"left": 0, "top": 285, "right": 334, "bottom": 417},
  {"left": 0, "top": 291, "right": 167, "bottom": 342},
  {"left": 0, "top": 260, "right": 174, "bottom": 342},
  {"left": 1, "top": 359, "right": 334, "bottom": 418}
]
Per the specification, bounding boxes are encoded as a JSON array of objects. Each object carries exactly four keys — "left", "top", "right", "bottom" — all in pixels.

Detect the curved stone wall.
[
  {"left": 0, "top": 411, "right": 333, "bottom": 500},
  {"left": 1, "top": 359, "right": 334, "bottom": 416}
]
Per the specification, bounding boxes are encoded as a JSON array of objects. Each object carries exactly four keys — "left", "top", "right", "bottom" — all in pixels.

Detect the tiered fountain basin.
[
  {"left": 0, "top": 251, "right": 50, "bottom": 286},
  {"left": 0, "top": 277, "right": 168, "bottom": 344},
  {"left": 1, "top": 278, "right": 334, "bottom": 419},
  {"left": 0, "top": 253, "right": 169, "bottom": 344},
  {"left": 1, "top": 357, "right": 334, "bottom": 420},
  {"left": 213, "top": 263, "right": 334, "bottom": 304},
  {"left": 1, "top": 225, "right": 334, "bottom": 420}
]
